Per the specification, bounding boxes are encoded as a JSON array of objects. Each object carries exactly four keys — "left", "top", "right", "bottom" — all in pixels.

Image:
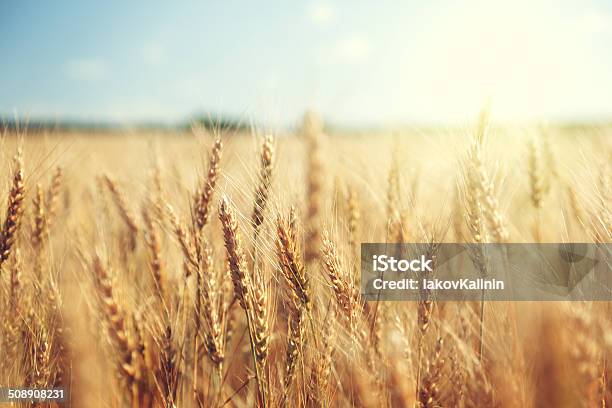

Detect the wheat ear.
[
  {"left": 252, "top": 135, "right": 274, "bottom": 238},
  {"left": 219, "top": 196, "right": 268, "bottom": 407},
  {"left": 194, "top": 137, "right": 222, "bottom": 231},
  {"left": 103, "top": 175, "right": 140, "bottom": 249},
  {"left": 303, "top": 112, "right": 323, "bottom": 266},
  {"left": 0, "top": 149, "right": 25, "bottom": 270},
  {"left": 142, "top": 204, "right": 165, "bottom": 302},
  {"left": 45, "top": 165, "right": 63, "bottom": 227},
  {"left": 321, "top": 231, "right": 362, "bottom": 338},
  {"left": 219, "top": 197, "right": 251, "bottom": 309},
  {"left": 92, "top": 256, "right": 143, "bottom": 406},
  {"left": 276, "top": 210, "right": 309, "bottom": 398},
  {"left": 31, "top": 182, "right": 47, "bottom": 250}
]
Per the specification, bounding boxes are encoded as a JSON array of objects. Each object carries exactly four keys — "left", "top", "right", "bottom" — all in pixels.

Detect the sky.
[{"left": 1, "top": 0, "right": 612, "bottom": 127}]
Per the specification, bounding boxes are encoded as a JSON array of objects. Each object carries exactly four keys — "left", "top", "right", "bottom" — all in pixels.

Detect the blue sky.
[{"left": 2, "top": 0, "right": 612, "bottom": 126}]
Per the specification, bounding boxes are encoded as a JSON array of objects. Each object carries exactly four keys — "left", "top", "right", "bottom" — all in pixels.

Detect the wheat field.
[{"left": 0, "top": 113, "right": 610, "bottom": 407}]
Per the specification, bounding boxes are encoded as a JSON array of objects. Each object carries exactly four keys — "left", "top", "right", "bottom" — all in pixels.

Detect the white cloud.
[
  {"left": 307, "top": 1, "right": 334, "bottom": 26},
  {"left": 65, "top": 58, "right": 108, "bottom": 81},
  {"left": 142, "top": 44, "right": 167, "bottom": 66}
]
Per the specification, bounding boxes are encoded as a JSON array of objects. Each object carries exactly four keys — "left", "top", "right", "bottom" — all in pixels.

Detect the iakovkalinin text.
[{"left": 370, "top": 255, "right": 505, "bottom": 291}]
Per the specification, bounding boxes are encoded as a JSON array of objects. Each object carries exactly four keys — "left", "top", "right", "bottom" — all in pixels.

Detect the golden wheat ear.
[
  {"left": 276, "top": 211, "right": 309, "bottom": 308},
  {"left": 251, "top": 135, "right": 274, "bottom": 237},
  {"left": 166, "top": 203, "right": 198, "bottom": 276},
  {"left": 45, "top": 165, "right": 63, "bottom": 227},
  {"left": 91, "top": 256, "right": 141, "bottom": 404},
  {"left": 142, "top": 203, "right": 165, "bottom": 302},
  {"left": 31, "top": 182, "right": 47, "bottom": 250},
  {"left": 219, "top": 195, "right": 270, "bottom": 405},
  {"left": 219, "top": 196, "right": 251, "bottom": 310},
  {"left": 303, "top": 112, "right": 323, "bottom": 266},
  {"left": 194, "top": 137, "right": 222, "bottom": 231},
  {"left": 103, "top": 174, "right": 140, "bottom": 249},
  {"left": 0, "top": 148, "right": 25, "bottom": 270},
  {"left": 321, "top": 231, "right": 364, "bottom": 339}
]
